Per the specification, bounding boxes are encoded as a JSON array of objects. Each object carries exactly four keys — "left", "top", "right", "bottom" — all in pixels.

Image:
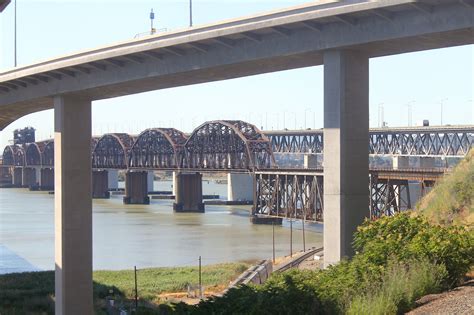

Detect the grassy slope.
[
  {"left": 0, "top": 262, "right": 250, "bottom": 314},
  {"left": 416, "top": 149, "right": 474, "bottom": 227}
]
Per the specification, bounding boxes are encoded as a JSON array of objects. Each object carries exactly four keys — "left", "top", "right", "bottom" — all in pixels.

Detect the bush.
[
  {"left": 186, "top": 213, "right": 474, "bottom": 314},
  {"left": 353, "top": 213, "right": 474, "bottom": 287}
]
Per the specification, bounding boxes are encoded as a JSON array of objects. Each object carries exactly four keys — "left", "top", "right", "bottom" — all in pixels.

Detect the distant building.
[{"left": 13, "top": 127, "right": 35, "bottom": 145}]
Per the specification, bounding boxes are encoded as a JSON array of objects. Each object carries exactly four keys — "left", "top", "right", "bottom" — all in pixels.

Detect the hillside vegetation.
[{"left": 417, "top": 149, "right": 473, "bottom": 227}]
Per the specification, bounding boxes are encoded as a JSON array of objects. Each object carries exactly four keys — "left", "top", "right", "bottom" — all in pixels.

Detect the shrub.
[{"left": 353, "top": 213, "right": 474, "bottom": 287}]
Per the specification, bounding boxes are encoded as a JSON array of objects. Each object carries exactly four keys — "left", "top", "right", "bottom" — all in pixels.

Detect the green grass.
[
  {"left": 417, "top": 149, "right": 474, "bottom": 227},
  {"left": 347, "top": 259, "right": 446, "bottom": 315},
  {"left": 93, "top": 263, "right": 250, "bottom": 301},
  {"left": 0, "top": 262, "right": 250, "bottom": 314}
]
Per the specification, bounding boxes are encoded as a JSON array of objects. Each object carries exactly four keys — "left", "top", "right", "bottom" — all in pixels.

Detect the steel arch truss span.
[
  {"left": 184, "top": 120, "right": 274, "bottom": 170},
  {"left": 129, "top": 128, "right": 188, "bottom": 169},
  {"left": 92, "top": 133, "right": 135, "bottom": 169},
  {"left": 253, "top": 173, "right": 323, "bottom": 222},
  {"left": 25, "top": 143, "right": 42, "bottom": 166},
  {"left": 41, "top": 141, "right": 54, "bottom": 167},
  {"left": 2, "top": 145, "right": 24, "bottom": 166}
]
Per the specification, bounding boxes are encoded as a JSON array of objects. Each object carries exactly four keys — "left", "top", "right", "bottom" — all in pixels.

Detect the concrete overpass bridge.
[{"left": 1, "top": 0, "right": 473, "bottom": 312}]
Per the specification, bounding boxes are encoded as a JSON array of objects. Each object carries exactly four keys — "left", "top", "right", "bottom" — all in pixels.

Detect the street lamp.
[
  {"left": 304, "top": 108, "right": 311, "bottom": 129},
  {"left": 405, "top": 101, "right": 415, "bottom": 127},
  {"left": 439, "top": 98, "right": 448, "bottom": 126}
]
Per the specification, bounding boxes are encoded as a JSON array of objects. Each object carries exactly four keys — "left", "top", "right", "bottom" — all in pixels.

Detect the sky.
[{"left": 0, "top": 0, "right": 473, "bottom": 148}]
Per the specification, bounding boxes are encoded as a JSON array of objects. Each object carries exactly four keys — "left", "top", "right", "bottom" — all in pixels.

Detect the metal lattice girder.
[
  {"left": 369, "top": 175, "right": 412, "bottom": 219},
  {"left": 129, "top": 128, "right": 187, "bottom": 169},
  {"left": 24, "top": 143, "right": 41, "bottom": 166},
  {"left": 183, "top": 120, "right": 275, "bottom": 170},
  {"left": 92, "top": 133, "right": 135, "bottom": 169},
  {"left": 2, "top": 145, "right": 24, "bottom": 166},
  {"left": 253, "top": 173, "right": 323, "bottom": 222},
  {"left": 41, "top": 141, "right": 54, "bottom": 167},
  {"left": 265, "top": 126, "right": 473, "bottom": 156}
]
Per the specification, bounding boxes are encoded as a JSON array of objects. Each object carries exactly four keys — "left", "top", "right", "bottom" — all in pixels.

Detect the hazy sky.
[{"left": 0, "top": 0, "right": 473, "bottom": 148}]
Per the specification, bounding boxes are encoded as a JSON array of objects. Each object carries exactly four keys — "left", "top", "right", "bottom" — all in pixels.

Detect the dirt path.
[{"left": 407, "top": 281, "right": 474, "bottom": 315}]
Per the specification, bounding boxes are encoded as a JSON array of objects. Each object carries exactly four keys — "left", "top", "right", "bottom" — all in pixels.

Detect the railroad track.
[{"left": 274, "top": 247, "right": 324, "bottom": 273}]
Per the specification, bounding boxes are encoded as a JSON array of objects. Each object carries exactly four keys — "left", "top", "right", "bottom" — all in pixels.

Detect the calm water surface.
[{"left": 0, "top": 181, "right": 322, "bottom": 274}]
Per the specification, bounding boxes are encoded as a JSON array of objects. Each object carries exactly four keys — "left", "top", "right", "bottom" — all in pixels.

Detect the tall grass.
[
  {"left": 347, "top": 259, "right": 447, "bottom": 315},
  {"left": 417, "top": 149, "right": 473, "bottom": 227}
]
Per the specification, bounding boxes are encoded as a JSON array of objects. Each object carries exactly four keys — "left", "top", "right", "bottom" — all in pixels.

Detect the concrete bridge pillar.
[
  {"left": 92, "top": 170, "right": 110, "bottom": 199},
  {"left": 123, "top": 171, "right": 150, "bottom": 204},
  {"left": 108, "top": 169, "right": 119, "bottom": 190},
  {"left": 420, "top": 157, "right": 435, "bottom": 168},
  {"left": 173, "top": 172, "right": 205, "bottom": 212},
  {"left": 393, "top": 156, "right": 409, "bottom": 169},
  {"left": 172, "top": 171, "right": 178, "bottom": 196},
  {"left": 147, "top": 171, "right": 154, "bottom": 192},
  {"left": 227, "top": 173, "right": 253, "bottom": 202},
  {"left": 12, "top": 167, "right": 22, "bottom": 187},
  {"left": 303, "top": 154, "right": 321, "bottom": 169},
  {"left": 35, "top": 167, "right": 42, "bottom": 186},
  {"left": 53, "top": 95, "right": 93, "bottom": 314},
  {"left": 40, "top": 168, "right": 54, "bottom": 190},
  {"left": 21, "top": 167, "right": 36, "bottom": 187},
  {"left": 323, "top": 50, "right": 369, "bottom": 266}
]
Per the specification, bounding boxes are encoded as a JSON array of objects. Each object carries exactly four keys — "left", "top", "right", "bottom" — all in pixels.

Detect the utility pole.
[
  {"left": 290, "top": 217, "right": 293, "bottom": 257},
  {"left": 198, "top": 256, "right": 202, "bottom": 298},
  {"left": 189, "top": 0, "right": 193, "bottom": 27},
  {"left": 439, "top": 98, "right": 447, "bottom": 126},
  {"left": 150, "top": 8, "right": 155, "bottom": 34},
  {"left": 14, "top": 0, "right": 17, "bottom": 67},
  {"left": 272, "top": 221, "right": 275, "bottom": 263}
]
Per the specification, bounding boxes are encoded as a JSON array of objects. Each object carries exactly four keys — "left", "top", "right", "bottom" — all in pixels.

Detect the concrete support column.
[
  {"left": 35, "top": 167, "right": 42, "bottom": 186},
  {"left": 172, "top": 171, "right": 178, "bottom": 196},
  {"left": 12, "top": 167, "right": 22, "bottom": 187},
  {"left": 54, "top": 95, "right": 93, "bottom": 314},
  {"left": 92, "top": 170, "right": 110, "bottom": 199},
  {"left": 123, "top": 171, "right": 150, "bottom": 204},
  {"left": 173, "top": 172, "right": 205, "bottom": 212},
  {"left": 147, "top": 171, "right": 154, "bottom": 192},
  {"left": 420, "top": 157, "right": 435, "bottom": 168},
  {"left": 323, "top": 50, "right": 369, "bottom": 266},
  {"left": 40, "top": 168, "right": 54, "bottom": 190},
  {"left": 227, "top": 173, "right": 254, "bottom": 201},
  {"left": 108, "top": 169, "right": 119, "bottom": 190},
  {"left": 21, "top": 167, "right": 36, "bottom": 187},
  {"left": 393, "top": 156, "right": 409, "bottom": 169}
]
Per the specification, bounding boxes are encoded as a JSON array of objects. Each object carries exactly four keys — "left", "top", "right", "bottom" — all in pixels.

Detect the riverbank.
[{"left": 0, "top": 262, "right": 252, "bottom": 314}]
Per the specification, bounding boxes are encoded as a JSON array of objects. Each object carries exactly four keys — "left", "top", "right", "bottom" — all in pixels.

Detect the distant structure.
[
  {"left": 13, "top": 127, "right": 35, "bottom": 145},
  {"left": 0, "top": 0, "right": 11, "bottom": 13}
]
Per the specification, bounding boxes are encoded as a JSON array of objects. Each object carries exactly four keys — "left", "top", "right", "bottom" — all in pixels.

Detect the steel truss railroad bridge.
[
  {"left": 2, "top": 121, "right": 472, "bottom": 219},
  {"left": 3, "top": 122, "right": 473, "bottom": 170}
]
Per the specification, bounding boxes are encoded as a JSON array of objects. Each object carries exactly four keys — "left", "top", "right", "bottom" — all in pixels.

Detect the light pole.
[
  {"left": 405, "top": 101, "right": 414, "bottom": 127},
  {"left": 304, "top": 108, "right": 311, "bottom": 129},
  {"left": 150, "top": 8, "right": 155, "bottom": 34},
  {"left": 189, "top": 0, "right": 193, "bottom": 27},
  {"left": 14, "top": 0, "right": 17, "bottom": 67},
  {"left": 439, "top": 98, "right": 448, "bottom": 126},
  {"left": 378, "top": 103, "right": 384, "bottom": 127}
]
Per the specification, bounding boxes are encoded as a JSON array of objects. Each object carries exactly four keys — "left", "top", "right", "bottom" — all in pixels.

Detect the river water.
[{"left": 0, "top": 181, "right": 322, "bottom": 274}]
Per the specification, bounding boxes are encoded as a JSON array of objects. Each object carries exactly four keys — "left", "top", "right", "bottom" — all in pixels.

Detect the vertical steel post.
[
  {"left": 198, "top": 256, "right": 202, "bottom": 298},
  {"left": 134, "top": 266, "right": 138, "bottom": 309}
]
